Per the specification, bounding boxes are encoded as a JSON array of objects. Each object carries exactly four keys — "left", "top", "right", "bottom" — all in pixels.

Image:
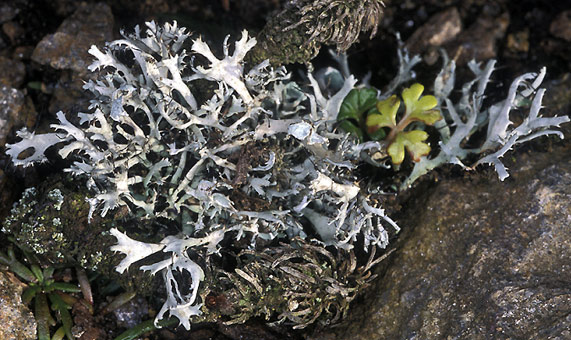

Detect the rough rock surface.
[
  {"left": 405, "top": 7, "right": 461, "bottom": 64},
  {"left": 444, "top": 8, "right": 509, "bottom": 65},
  {"left": 550, "top": 10, "right": 571, "bottom": 42},
  {"left": 31, "top": 2, "right": 113, "bottom": 73},
  {"left": 0, "top": 56, "right": 25, "bottom": 87},
  {"left": 311, "top": 144, "right": 571, "bottom": 340},
  {"left": 0, "top": 85, "right": 36, "bottom": 145},
  {"left": 0, "top": 271, "right": 37, "bottom": 340},
  {"left": 31, "top": 2, "right": 114, "bottom": 114}
]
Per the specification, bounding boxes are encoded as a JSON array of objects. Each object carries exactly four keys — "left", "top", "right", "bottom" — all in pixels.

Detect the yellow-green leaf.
[
  {"left": 409, "top": 108, "right": 442, "bottom": 125},
  {"left": 402, "top": 83, "right": 424, "bottom": 112},
  {"left": 402, "top": 83, "right": 441, "bottom": 125},
  {"left": 367, "top": 95, "right": 399, "bottom": 129},
  {"left": 387, "top": 130, "right": 431, "bottom": 165}
]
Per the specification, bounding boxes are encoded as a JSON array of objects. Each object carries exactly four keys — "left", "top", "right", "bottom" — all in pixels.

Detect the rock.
[
  {"left": 71, "top": 299, "right": 107, "bottom": 340},
  {"left": 0, "top": 271, "right": 37, "bottom": 340},
  {"left": 405, "top": 7, "right": 461, "bottom": 64},
  {"left": 505, "top": 29, "right": 530, "bottom": 55},
  {"left": 48, "top": 70, "right": 92, "bottom": 114},
  {"left": 444, "top": 10, "right": 509, "bottom": 65},
  {"left": 311, "top": 145, "right": 571, "bottom": 340},
  {"left": 543, "top": 73, "right": 571, "bottom": 138},
  {"left": 0, "top": 86, "right": 36, "bottom": 146},
  {"left": 0, "top": 3, "right": 19, "bottom": 24},
  {"left": 31, "top": 2, "right": 113, "bottom": 73},
  {"left": 31, "top": 2, "right": 113, "bottom": 114},
  {"left": 0, "top": 56, "right": 26, "bottom": 87},
  {"left": 550, "top": 10, "right": 571, "bottom": 42},
  {"left": 112, "top": 296, "right": 148, "bottom": 329},
  {"left": 12, "top": 46, "right": 34, "bottom": 61},
  {"left": 2, "top": 21, "right": 25, "bottom": 45}
]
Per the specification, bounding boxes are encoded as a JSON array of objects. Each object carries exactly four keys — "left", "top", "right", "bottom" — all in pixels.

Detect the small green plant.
[
  {"left": 338, "top": 83, "right": 442, "bottom": 165},
  {"left": 0, "top": 248, "right": 81, "bottom": 340}
]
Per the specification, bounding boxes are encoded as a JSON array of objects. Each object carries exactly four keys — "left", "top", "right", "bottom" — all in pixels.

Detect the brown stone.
[
  {"left": 2, "top": 21, "right": 24, "bottom": 45},
  {"left": 550, "top": 10, "right": 571, "bottom": 42},
  {"left": 0, "top": 56, "right": 25, "bottom": 88},
  {"left": 405, "top": 7, "right": 462, "bottom": 55},
  {"left": 445, "top": 11, "right": 509, "bottom": 65}
]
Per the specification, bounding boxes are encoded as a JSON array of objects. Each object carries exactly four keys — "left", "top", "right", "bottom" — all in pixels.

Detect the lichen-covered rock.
[
  {"left": 0, "top": 271, "right": 37, "bottom": 340},
  {"left": 311, "top": 145, "right": 571, "bottom": 340},
  {"left": 248, "top": 0, "right": 384, "bottom": 65}
]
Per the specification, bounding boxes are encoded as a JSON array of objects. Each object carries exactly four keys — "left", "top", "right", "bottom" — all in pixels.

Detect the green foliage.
[
  {"left": 0, "top": 248, "right": 80, "bottom": 340},
  {"left": 337, "top": 88, "right": 380, "bottom": 142},
  {"left": 338, "top": 83, "right": 441, "bottom": 165}
]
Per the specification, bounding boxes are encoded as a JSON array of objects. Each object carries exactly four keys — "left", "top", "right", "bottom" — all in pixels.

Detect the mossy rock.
[{"left": 1, "top": 174, "right": 156, "bottom": 295}]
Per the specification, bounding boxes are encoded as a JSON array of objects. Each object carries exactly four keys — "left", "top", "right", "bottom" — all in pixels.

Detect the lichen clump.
[{"left": 6, "top": 21, "right": 397, "bottom": 329}]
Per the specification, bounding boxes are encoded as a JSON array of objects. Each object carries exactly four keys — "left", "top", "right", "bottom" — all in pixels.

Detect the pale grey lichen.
[
  {"left": 402, "top": 53, "right": 570, "bottom": 188},
  {"left": 5, "top": 21, "right": 397, "bottom": 329},
  {"left": 46, "top": 189, "right": 64, "bottom": 211}
]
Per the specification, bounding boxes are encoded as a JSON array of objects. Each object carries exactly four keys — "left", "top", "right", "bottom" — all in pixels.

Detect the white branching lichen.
[
  {"left": 5, "top": 21, "right": 397, "bottom": 329},
  {"left": 402, "top": 55, "right": 569, "bottom": 188}
]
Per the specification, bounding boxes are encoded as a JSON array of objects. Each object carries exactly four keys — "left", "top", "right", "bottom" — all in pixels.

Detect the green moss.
[{"left": 248, "top": 0, "right": 384, "bottom": 66}]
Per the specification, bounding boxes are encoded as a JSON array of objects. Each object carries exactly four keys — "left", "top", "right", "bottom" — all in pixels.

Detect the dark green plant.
[
  {"left": 0, "top": 248, "right": 81, "bottom": 340},
  {"left": 338, "top": 83, "right": 442, "bottom": 165}
]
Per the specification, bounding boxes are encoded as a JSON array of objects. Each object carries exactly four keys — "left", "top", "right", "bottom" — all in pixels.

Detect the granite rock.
[
  {"left": 311, "top": 144, "right": 571, "bottom": 340},
  {"left": 0, "top": 271, "right": 37, "bottom": 340}
]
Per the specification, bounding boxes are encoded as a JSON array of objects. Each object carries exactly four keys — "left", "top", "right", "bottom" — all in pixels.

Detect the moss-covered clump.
[
  {"left": 1, "top": 175, "right": 155, "bottom": 294},
  {"left": 248, "top": 0, "right": 384, "bottom": 65}
]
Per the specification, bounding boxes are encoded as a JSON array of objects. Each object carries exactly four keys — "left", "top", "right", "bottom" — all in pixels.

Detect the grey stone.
[
  {"left": 0, "top": 56, "right": 26, "bottom": 88},
  {"left": 311, "top": 145, "right": 571, "bottom": 340},
  {"left": 31, "top": 2, "right": 113, "bottom": 114},
  {"left": 0, "top": 86, "right": 36, "bottom": 146},
  {"left": 31, "top": 2, "right": 113, "bottom": 73},
  {"left": 0, "top": 271, "right": 37, "bottom": 340},
  {"left": 0, "top": 4, "right": 19, "bottom": 24}
]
